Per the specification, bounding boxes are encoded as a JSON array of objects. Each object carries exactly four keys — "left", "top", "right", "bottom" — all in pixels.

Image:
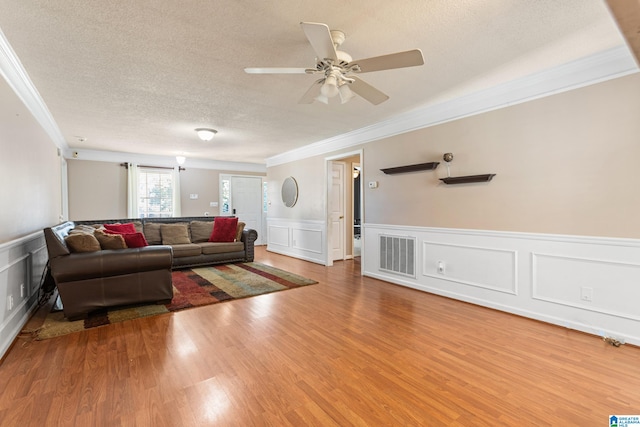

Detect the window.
[
  {"left": 221, "top": 178, "right": 231, "bottom": 214},
  {"left": 138, "top": 169, "right": 174, "bottom": 218},
  {"left": 263, "top": 181, "right": 268, "bottom": 213}
]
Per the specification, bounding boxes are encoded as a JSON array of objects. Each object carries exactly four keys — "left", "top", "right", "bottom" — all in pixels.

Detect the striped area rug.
[{"left": 33, "top": 262, "right": 317, "bottom": 340}]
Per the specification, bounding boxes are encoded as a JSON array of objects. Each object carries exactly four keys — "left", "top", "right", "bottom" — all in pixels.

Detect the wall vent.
[{"left": 379, "top": 234, "right": 416, "bottom": 277}]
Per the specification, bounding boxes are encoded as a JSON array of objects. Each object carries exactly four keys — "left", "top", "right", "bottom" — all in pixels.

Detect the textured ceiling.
[{"left": 0, "top": 0, "right": 631, "bottom": 166}]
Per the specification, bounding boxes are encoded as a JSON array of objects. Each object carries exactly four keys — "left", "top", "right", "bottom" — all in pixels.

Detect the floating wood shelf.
[
  {"left": 381, "top": 162, "right": 440, "bottom": 174},
  {"left": 439, "top": 174, "right": 496, "bottom": 184}
]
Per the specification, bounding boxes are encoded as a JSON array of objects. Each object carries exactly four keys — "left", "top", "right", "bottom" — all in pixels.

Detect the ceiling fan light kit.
[{"left": 245, "top": 22, "right": 425, "bottom": 105}]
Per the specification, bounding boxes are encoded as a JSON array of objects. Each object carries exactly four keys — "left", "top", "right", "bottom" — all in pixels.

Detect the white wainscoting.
[
  {"left": 266, "top": 218, "right": 326, "bottom": 265},
  {"left": 0, "top": 230, "right": 48, "bottom": 359},
  {"left": 363, "top": 224, "right": 640, "bottom": 346}
]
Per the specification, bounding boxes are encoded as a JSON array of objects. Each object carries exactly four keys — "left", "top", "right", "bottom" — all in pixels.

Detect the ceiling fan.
[{"left": 244, "top": 22, "right": 425, "bottom": 105}]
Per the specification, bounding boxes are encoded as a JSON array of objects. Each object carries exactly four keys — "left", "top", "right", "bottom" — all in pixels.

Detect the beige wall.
[
  {"left": 267, "top": 156, "right": 327, "bottom": 220},
  {"left": 0, "top": 80, "right": 61, "bottom": 243},
  {"left": 180, "top": 168, "right": 265, "bottom": 217},
  {"left": 268, "top": 72, "right": 640, "bottom": 239},
  {"left": 67, "top": 161, "right": 265, "bottom": 219},
  {"left": 67, "top": 160, "right": 127, "bottom": 220}
]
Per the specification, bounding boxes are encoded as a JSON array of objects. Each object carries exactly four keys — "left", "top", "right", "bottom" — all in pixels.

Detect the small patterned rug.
[{"left": 33, "top": 262, "right": 317, "bottom": 340}]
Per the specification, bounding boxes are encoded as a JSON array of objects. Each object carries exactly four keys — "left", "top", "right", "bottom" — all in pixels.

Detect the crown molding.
[
  {"left": 64, "top": 149, "right": 266, "bottom": 173},
  {"left": 0, "top": 28, "right": 67, "bottom": 150},
  {"left": 266, "top": 45, "right": 639, "bottom": 167}
]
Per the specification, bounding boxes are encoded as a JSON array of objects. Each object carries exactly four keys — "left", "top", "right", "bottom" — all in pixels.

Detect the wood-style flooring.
[{"left": 1, "top": 247, "right": 639, "bottom": 426}]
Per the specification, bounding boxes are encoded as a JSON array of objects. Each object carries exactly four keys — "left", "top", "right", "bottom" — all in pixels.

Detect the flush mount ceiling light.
[{"left": 195, "top": 128, "right": 217, "bottom": 141}]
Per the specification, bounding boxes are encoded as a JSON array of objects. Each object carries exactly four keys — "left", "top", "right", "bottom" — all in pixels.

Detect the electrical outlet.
[
  {"left": 580, "top": 287, "right": 593, "bottom": 302},
  {"left": 7, "top": 295, "right": 13, "bottom": 311},
  {"left": 20, "top": 283, "right": 25, "bottom": 298},
  {"left": 437, "top": 261, "right": 445, "bottom": 274}
]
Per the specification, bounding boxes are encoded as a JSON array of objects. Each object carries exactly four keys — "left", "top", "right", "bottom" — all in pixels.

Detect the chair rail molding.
[
  {"left": 363, "top": 222, "right": 640, "bottom": 347},
  {"left": 0, "top": 230, "right": 48, "bottom": 359},
  {"left": 266, "top": 218, "right": 326, "bottom": 265}
]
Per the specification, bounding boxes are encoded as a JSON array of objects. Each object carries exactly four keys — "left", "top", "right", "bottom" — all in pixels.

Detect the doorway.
[
  {"left": 220, "top": 174, "right": 265, "bottom": 245},
  {"left": 325, "top": 150, "right": 363, "bottom": 267}
]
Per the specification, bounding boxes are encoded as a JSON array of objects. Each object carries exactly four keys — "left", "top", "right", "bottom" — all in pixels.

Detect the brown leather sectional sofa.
[{"left": 43, "top": 216, "right": 258, "bottom": 320}]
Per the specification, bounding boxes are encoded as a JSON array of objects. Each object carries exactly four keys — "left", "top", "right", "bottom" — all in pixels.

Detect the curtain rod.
[{"left": 120, "top": 163, "right": 185, "bottom": 171}]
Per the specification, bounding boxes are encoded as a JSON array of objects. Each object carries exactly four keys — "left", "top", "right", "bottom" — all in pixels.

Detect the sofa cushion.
[
  {"left": 161, "top": 223, "right": 191, "bottom": 245},
  {"left": 104, "top": 222, "right": 137, "bottom": 234},
  {"left": 170, "top": 243, "right": 202, "bottom": 258},
  {"left": 200, "top": 241, "right": 244, "bottom": 255},
  {"left": 209, "top": 217, "right": 238, "bottom": 242},
  {"left": 94, "top": 229, "right": 127, "bottom": 250},
  {"left": 143, "top": 223, "right": 162, "bottom": 245},
  {"left": 64, "top": 233, "right": 101, "bottom": 253},
  {"left": 190, "top": 221, "right": 214, "bottom": 243},
  {"left": 236, "top": 221, "right": 246, "bottom": 242}
]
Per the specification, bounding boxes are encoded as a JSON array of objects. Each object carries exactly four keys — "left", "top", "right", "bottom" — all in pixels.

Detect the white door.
[
  {"left": 330, "top": 162, "right": 346, "bottom": 261},
  {"left": 230, "top": 176, "right": 264, "bottom": 245}
]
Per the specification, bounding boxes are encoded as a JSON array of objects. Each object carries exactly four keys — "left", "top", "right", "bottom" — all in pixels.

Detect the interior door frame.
[{"left": 324, "top": 149, "right": 363, "bottom": 269}]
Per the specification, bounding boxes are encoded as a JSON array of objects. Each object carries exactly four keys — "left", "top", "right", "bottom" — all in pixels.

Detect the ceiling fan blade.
[
  {"left": 244, "top": 67, "right": 308, "bottom": 74},
  {"left": 300, "top": 22, "right": 337, "bottom": 61},
  {"left": 298, "top": 79, "right": 323, "bottom": 104},
  {"left": 350, "top": 49, "right": 424, "bottom": 73},
  {"left": 349, "top": 76, "right": 389, "bottom": 105}
]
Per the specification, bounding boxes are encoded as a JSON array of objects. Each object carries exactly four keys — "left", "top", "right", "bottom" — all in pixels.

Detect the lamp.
[
  {"left": 339, "top": 83, "right": 354, "bottom": 104},
  {"left": 176, "top": 156, "right": 186, "bottom": 165},
  {"left": 316, "top": 69, "right": 356, "bottom": 105},
  {"left": 320, "top": 73, "right": 339, "bottom": 98},
  {"left": 195, "top": 128, "right": 217, "bottom": 141}
]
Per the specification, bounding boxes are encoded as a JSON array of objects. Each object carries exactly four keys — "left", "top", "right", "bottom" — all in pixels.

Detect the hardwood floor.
[{"left": 1, "top": 247, "right": 639, "bottom": 426}]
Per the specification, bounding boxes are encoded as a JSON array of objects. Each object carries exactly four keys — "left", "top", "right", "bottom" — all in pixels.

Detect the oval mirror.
[{"left": 281, "top": 176, "right": 298, "bottom": 208}]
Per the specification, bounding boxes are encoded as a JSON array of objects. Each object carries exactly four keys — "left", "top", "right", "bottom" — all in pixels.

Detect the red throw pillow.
[
  {"left": 209, "top": 217, "right": 238, "bottom": 242},
  {"left": 104, "top": 229, "right": 149, "bottom": 248},
  {"left": 121, "top": 232, "right": 149, "bottom": 248},
  {"left": 104, "top": 222, "right": 137, "bottom": 234}
]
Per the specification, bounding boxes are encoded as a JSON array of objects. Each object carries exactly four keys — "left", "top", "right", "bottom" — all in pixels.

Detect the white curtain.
[
  {"left": 127, "top": 163, "right": 139, "bottom": 218},
  {"left": 172, "top": 166, "right": 181, "bottom": 217}
]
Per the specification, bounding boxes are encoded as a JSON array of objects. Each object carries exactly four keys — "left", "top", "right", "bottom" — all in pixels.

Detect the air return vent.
[{"left": 379, "top": 234, "right": 416, "bottom": 277}]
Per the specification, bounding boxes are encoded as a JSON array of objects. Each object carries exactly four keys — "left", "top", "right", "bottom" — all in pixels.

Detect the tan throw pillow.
[
  {"left": 190, "top": 221, "right": 214, "bottom": 243},
  {"left": 64, "top": 233, "right": 101, "bottom": 253},
  {"left": 235, "top": 221, "right": 246, "bottom": 242},
  {"left": 94, "top": 229, "right": 127, "bottom": 250},
  {"left": 161, "top": 223, "right": 191, "bottom": 245},
  {"left": 143, "top": 223, "right": 162, "bottom": 245},
  {"left": 132, "top": 221, "right": 143, "bottom": 233}
]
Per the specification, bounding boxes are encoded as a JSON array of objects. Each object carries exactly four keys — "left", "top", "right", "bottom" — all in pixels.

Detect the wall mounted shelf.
[
  {"left": 439, "top": 174, "right": 496, "bottom": 184},
  {"left": 381, "top": 162, "right": 439, "bottom": 174}
]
